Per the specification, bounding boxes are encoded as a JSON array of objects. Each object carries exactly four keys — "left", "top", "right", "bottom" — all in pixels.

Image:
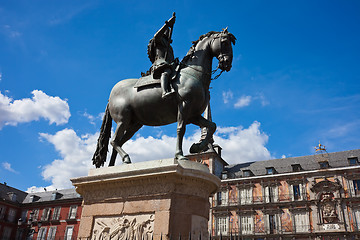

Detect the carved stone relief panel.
[
  {"left": 320, "top": 192, "right": 338, "bottom": 223},
  {"left": 91, "top": 214, "right": 154, "bottom": 240}
]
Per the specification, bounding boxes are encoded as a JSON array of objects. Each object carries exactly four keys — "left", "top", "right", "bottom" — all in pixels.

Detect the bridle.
[
  {"left": 210, "top": 30, "right": 232, "bottom": 79},
  {"left": 180, "top": 31, "right": 231, "bottom": 81}
]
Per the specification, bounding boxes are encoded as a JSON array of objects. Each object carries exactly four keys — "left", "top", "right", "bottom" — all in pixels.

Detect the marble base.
[{"left": 71, "top": 158, "right": 220, "bottom": 240}]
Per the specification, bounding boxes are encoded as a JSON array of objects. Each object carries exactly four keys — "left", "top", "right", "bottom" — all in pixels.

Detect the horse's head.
[{"left": 210, "top": 28, "right": 236, "bottom": 72}]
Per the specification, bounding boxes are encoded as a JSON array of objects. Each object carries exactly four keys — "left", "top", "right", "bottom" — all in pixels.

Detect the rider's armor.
[{"left": 147, "top": 14, "right": 176, "bottom": 99}]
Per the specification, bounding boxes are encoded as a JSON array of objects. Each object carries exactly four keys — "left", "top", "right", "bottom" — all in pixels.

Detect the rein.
[{"left": 180, "top": 62, "right": 224, "bottom": 81}]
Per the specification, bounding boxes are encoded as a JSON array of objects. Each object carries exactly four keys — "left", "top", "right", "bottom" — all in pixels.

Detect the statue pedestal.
[{"left": 71, "top": 158, "right": 220, "bottom": 240}]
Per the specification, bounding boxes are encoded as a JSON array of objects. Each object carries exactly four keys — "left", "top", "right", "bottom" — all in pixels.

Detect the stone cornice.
[{"left": 71, "top": 159, "right": 221, "bottom": 204}]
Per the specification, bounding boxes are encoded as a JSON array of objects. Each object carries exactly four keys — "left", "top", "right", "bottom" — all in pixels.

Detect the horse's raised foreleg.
[
  {"left": 175, "top": 101, "right": 188, "bottom": 160},
  {"left": 189, "top": 115, "right": 216, "bottom": 153},
  {"left": 109, "top": 123, "right": 142, "bottom": 166}
]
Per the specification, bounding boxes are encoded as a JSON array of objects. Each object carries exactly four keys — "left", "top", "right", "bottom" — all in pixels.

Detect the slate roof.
[
  {"left": 1, "top": 182, "right": 81, "bottom": 205},
  {"left": 0, "top": 182, "right": 28, "bottom": 204},
  {"left": 22, "top": 188, "right": 81, "bottom": 204},
  {"left": 224, "top": 149, "right": 360, "bottom": 179}
]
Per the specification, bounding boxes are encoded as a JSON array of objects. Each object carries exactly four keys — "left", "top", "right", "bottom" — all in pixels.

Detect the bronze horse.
[{"left": 93, "top": 29, "right": 236, "bottom": 167}]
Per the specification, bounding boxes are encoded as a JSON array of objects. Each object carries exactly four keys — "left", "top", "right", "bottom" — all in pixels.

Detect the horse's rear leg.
[
  {"left": 189, "top": 115, "right": 216, "bottom": 153},
  {"left": 110, "top": 120, "right": 131, "bottom": 164},
  {"left": 109, "top": 123, "right": 142, "bottom": 166}
]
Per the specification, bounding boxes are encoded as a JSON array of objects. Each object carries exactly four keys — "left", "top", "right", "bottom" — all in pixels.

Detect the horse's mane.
[{"left": 181, "top": 30, "right": 236, "bottom": 63}]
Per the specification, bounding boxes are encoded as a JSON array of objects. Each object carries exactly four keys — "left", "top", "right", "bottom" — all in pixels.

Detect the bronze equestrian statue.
[{"left": 92, "top": 14, "right": 236, "bottom": 168}]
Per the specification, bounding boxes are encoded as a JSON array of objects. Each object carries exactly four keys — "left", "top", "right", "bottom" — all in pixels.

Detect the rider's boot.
[{"left": 161, "top": 70, "right": 175, "bottom": 99}]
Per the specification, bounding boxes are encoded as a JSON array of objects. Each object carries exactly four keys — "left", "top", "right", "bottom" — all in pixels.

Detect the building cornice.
[{"left": 221, "top": 165, "right": 360, "bottom": 183}]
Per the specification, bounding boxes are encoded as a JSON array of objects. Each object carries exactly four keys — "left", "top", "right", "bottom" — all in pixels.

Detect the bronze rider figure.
[{"left": 147, "top": 13, "right": 176, "bottom": 99}]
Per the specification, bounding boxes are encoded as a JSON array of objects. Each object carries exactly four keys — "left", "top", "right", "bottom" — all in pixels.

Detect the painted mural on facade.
[
  {"left": 281, "top": 209, "right": 293, "bottom": 232},
  {"left": 229, "top": 211, "right": 239, "bottom": 233},
  {"left": 253, "top": 183, "right": 263, "bottom": 203},
  {"left": 278, "top": 181, "right": 290, "bottom": 201},
  {"left": 229, "top": 185, "right": 238, "bottom": 205},
  {"left": 254, "top": 210, "right": 265, "bottom": 233}
]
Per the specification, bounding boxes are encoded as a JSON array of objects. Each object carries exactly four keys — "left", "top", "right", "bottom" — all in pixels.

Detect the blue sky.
[{"left": 1, "top": 1, "right": 359, "bottom": 192}]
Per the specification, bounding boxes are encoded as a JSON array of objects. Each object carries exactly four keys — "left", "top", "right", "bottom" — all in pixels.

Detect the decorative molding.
[
  {"left": 72, "top": 159, "right": 220, "bottom": 204},
  {"left": 310, "top": 179, "right": 342, "bottom": 193}
]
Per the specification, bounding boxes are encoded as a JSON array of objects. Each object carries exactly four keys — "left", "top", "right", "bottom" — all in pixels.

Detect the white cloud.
[
  {"left": 222, "top": 90, "right": 233, "bottom": 104},
  {"left": 2, "top": 25, "right": 21, "bottom": 38},
  {"left": 36, "top": 121, "right": 270, "bottom": 190},
  {"left": 256, "top": 93, "right": 269, "bottom": 106},
  {"left": 234, "top": 95, "right": 252, "bottom": 108},
  {"left": 27, "top": 186, "right": 56, "bottom": 193},
  {"left": 0, "top": 72, "right": 2, "bottom": 81},
  {"left": 215, "top": 121, "right": 271, "bottom": 163},
  {"left": 0, "top": 90, "right": 70, "bottom": 129},
  {"left": 2, "top": 162, "right": 18, "bottom": 173}
]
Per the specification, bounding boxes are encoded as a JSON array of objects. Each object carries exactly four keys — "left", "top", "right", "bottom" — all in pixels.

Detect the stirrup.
[{"left": 162, "top": 91, "right": 175, "bottom": 99}]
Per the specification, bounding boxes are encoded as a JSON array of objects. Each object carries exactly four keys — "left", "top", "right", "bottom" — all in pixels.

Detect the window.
[
  {"left": 216, "top": 217, "right": 228, "bottom": 235},
  {"left": 291, "top": 183, "right": 304, "bottom": 201},
  {"left": 349, "top": 179, "right": 360, "bottom": 197},
  {"left": 7, "top": 208, "right": 16, "bottom": 223},
  {"left": 64, "top": 226, "right": 74, "bottom": 240},
  {"left": 264, "top": 185, "right": 278, "bottom": 203},
  {"left": 0, "top": 205, "right": 7, "bottom": 220},
  {"left": 30, "top": 195, "right": 37, "bottom": 202},
  {"left": 51, "top": 192, "right": 58, "bottom": 201},
  {"left": 239, "top": 188, "right": 252, "bottom": 204},
  {"left": 240, "top": 215, "right": 253, "bottom": 234},
  {"left": 291, "top": 164, "right": 302, "bottom": 172},
  {"left": 20, "top": 210, "right": 27, "bottom": 223},
  {"left": 2, "top": 227, "right": 12, "bottom": 240},
  {"left": 68, "top": 206, "right": 77, "bottom": 219},
  {"left": 349, "top": 157, "right": 359, "bottom": 166},
  {"left": 266, "top": 167, "right": 276, "bottom": 175},
  {"left": 243, "top": 170, "right": 253, "bottom": 177},
  {"left": 31, "top": 209, "right": 40, "bottom": 221},
  {"left": 37, "top": 227, "right": 47, "bottom": 240},
  {"left": 7, "top": 192, "right": 17, "bottom": 202},
  {"left": 15, "top": 228, "right": 24, "bottom": 240},
  {"left": 52, "top": 207, "right": 61, "bottom": 220},
  {"left": 293, "top": 212, "right": 309, "bottom": 232},
  {"left": 319, "top": 161, "right": 329, "bottom": 169},
  {"left": 47, "top": 226, "right": 57, "bottom": 240},
  {"left": 269, "top": 214, "right": 276, "bottom": 234},
  {"left": 221, "top": 171, "right": 228, "bottom": 180},
  {"left": 217, "top": 190, "right": 228, "bottom": 206},
  {"left": 41, "top": 208, "right": 51, "bottom": 221}
]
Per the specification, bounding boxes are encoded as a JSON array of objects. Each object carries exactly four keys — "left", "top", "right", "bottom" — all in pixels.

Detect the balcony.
[
  {"left": 213, "top": 194, "right": 309, "bottom": 208},
  {"left": 212, "top": 224, "right": 313, "bottom": 238},
  {"left": 66, "top": 215, "right": 78, "bottom": 223}
]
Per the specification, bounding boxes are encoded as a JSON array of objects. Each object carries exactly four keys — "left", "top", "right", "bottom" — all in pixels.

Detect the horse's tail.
[{"left": 92, "top": 103, "right": 112, "bottom": 168}]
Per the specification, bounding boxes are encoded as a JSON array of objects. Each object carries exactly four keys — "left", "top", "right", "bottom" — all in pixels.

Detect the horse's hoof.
[
  {"left": 175, "top": 155, "right": 189, "bottom": 161},
  {"left": 190, "top": 143, "right": 201, "bottom": 153},
  {"left": 123, "top": 155, "right": 131, "bottom": 164}
]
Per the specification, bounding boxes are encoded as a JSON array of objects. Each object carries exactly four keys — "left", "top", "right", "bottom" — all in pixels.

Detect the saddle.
[{"left": 134, "top": 59, "right": 179, "bottom": 89}]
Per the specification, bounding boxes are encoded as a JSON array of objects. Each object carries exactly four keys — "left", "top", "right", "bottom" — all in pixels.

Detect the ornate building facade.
[
  {"left": 0, "top": 185, "right": 82, "bottom": 240},
  {"left": 210, "top": 147, "right": 360, "bottom": 240}
]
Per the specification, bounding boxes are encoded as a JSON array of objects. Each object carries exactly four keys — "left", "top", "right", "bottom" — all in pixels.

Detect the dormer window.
[
  {"left": 243, "top": 170, "right": 253, "bottom": 177},
  {"left": 319, "top": 161, "right": 329, "bottom": 169},
  {"left": 221, "top": 171, "right": 228, "bottom": 180},
  {"left": 266, "top": 167, "right": 276, "bottom": 175},
  {"left": 7, "top": 192, "right": 17, "bottom": 202},
  {"left": 348, "top": 157, "right": 359, "bottom": 166},
  {"left": 291, "top": 164, "right": 302, "bottom": 172},
  {"left": 51, "top": 192, "right": 59, "bottom": 200}
]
